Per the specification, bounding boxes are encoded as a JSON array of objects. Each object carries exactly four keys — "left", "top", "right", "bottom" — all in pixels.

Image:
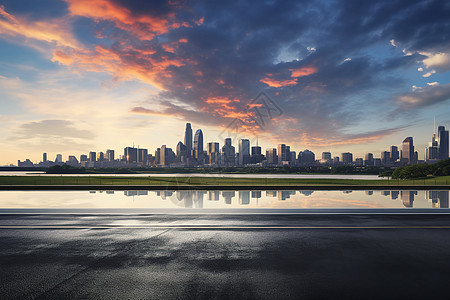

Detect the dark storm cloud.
[
  {"left": 12, "top": 0, "right": 445, "bottom": 145},
  {"left": 1, "top": 0, "right": 69, "bottom": 20},
  {"left": 137, "top": 0, "right": 437, "bottom": 141}
]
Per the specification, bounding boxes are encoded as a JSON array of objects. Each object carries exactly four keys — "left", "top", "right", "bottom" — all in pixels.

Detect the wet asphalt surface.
[{"left": 1, "top": 213, "right": 450, "bottom": 299}]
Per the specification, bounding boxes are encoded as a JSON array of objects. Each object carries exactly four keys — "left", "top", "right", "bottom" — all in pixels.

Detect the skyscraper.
[
  {"left": 239, "top": 139, "right": 250, "bottom": 166},
  {"left": 43, "top": 153, "right": 47, "bottom": 163},
  {"left": 401, "top": 137, "right": 414, "bottom": 164},
  {"left": 390, "top": 146, "right": 399, "bottom": 163},
  {"left": 193, "top": 129, "right": 203, "bottom": 162},
  {"left": 266, "top": 148, "right": 277, "bottom": 165},
  {"left": 89, "top": 152, "right": 96, "bottom": 162},
  {"left": 138, "top": 148, "right": 148, "bottom": 166},
  {"left": 207, "top": 142, "right": 220, "bottom": 164},
  {"left": 322, "top": 152, "right": 331, "bottom": 160},
  {"left": 341, "top": 152, "right": 353, "bottom": 165},
  {"left": 298, "top": 150, "right": 315, "bottom": 166},
  {"left": 438, "top": 126, "right": 449, "bottom": 160},
  {"left": 221, "top": 138, "right": 235, "bottom": 166},
  {"left": 364, "top": 153, "right": 373, "bottom": 166},
  {"left": 381, "top": 151, "right": 390, "bottom": 165},
  {"left": 124, "top": 147, "right": 137, "bottom": 164},
  {"left": 97, "top": 152, "right": 104, "bottom": 162},
  {"left": 278, "top": 144, "right": 287, "bottom": 162},
  {"left": 106, "top": 150, "right": 115, "bottom": 162},
  {"left": 184, "top": 123, "right": 193, "bottom": 157}
]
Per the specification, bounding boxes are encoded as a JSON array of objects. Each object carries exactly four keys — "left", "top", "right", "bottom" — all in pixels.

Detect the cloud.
[
  {"left": 0, "top": 5, "right": 79, "bottom": 48},
  {"left": 396, "top": 82, "right": 450, "bottom": 111},
  {"left": 260, "top": 77, "right": 298, "bottom": 88},
  {"left": 14, "top": 120, "right": 95, "bottom": 140},
  {"left": 421, "top": 52, "right": 450, "bottom": 73},
  {"left": 290, "top": 66, "right": 317, "bottom": 77},
  {"left": 2, "top": 0, "right": 450, "bottom": 151}
]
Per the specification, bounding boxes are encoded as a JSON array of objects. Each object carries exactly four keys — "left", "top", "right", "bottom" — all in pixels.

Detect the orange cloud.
[
  {"left": 162, "top": 44, "right": 175, "bottom": 53},
  {"left": 52, "top": 45, "right": 186, "bottom": 90},
  {"left": 178, "top": 38, "right": 188, "bottom": 43},
  {"left": 0, "top": 6, "right": 79, "bottom": 48},
  {"left": 65, "top": 0, "right": 193, "bottom": 40},
  {"left": 260, "top": 77, "right": 298, "bottom": 88},
  {"left": 291, "top": 66, "right": 317, "bottom": 77}
]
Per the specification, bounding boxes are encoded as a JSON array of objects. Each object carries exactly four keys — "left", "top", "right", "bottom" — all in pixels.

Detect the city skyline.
[
  {"left": 16, "top": 122, "right": 450, "bottom": 168},
  {"left": 1, "top": 0, "right": 450, "bottom": 165}
]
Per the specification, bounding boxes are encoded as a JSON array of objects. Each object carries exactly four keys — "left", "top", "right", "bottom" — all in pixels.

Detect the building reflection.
[
  {"left": 93, "top": 189, "right": 450, "bottom": 209},
  {"left": 401, "top": 191, "right": 417, "bottom": 208},
  {"left": 222, "top": 191, "right": 235, "bottom": 204},
  {"left": 427, "top": 191, "right": 449, "bottom": 208},
  {"left": 278, "top": 191, "right": 296, "bottom": 201},
  {"left": 299, "top": 191, "right": 314, "bottom": 196},
  {"left": 391, "top": 191, "right": 399, "bottom": 200},
  {"left": 239, "top": 191, "right": 250, "bottom": 205}
]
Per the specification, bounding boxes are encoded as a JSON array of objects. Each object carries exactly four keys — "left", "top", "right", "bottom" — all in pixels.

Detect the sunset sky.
[{"left": 1, "top": 0, "right": 450, "bottom": 165}]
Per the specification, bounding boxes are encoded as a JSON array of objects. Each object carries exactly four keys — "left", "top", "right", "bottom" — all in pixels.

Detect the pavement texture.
[{"left": 1, "top": 213, "right": 450, "bottom": 299}]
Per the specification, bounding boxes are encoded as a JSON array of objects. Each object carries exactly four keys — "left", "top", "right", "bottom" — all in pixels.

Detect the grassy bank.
[{"left": 1, "top": 175, "right": 450, "bottom": 186}]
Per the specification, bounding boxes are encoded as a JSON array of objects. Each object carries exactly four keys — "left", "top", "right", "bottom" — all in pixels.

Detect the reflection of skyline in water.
[{"left": 118, "top": 190, "right": 450, "bottom": 209}]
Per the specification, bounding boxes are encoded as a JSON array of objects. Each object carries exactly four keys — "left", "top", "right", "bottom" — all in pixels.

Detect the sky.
[{"left": 1, "top": 0, "right": 450, "bottom": 165}]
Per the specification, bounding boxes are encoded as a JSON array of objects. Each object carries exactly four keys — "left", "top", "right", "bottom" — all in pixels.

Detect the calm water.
[
  {"left": 0, "top": 171, "right": 381, "bottom": 180},
  {"left": 0, "top": 190, "right": 448, "bottom": 209}
]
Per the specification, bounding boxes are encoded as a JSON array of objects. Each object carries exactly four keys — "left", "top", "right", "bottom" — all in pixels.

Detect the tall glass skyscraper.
[
  {"left": 239, "top": 139, "right": 250, "bottom": 165},
  {"left": 401, "top": 137, "right": 414, "bottom": 164},
  {"left": 184, "top": 123, "right": 192, "bottom": 157},
  {"left": 193, "top": 129, "right": 203, "bottom": 161},
  {"left": 438, "top": 126, "right": 449, "bottom": 160}
]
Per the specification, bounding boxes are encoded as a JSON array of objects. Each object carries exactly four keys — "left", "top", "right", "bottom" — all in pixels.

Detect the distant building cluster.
[{"left": 17, "top": 123, "right": 450, "bottom": 168}]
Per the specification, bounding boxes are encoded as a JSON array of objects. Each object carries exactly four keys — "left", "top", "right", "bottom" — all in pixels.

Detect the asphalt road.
[{"left": 1, "top": 213, "right": 450, "bottom": 299}]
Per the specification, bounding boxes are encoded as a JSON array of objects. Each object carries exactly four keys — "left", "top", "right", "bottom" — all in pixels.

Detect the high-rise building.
[
  {"left": 298, "top": 150, "right": 315, "bottom": 166},
  {"left": 207, "top": 142, "right": 220, "bottom": 164},
  {"left": 138, "top": 148, "right": 148, "bottom": 166},
  {"left": 221, "top": 138, "right": 235, "bottom": 166},
  {"left": 67, "top": 156, "right": 78, "bottom": 166},
  {"left": 161, "top": 145, "right": 169, "bottom": 166},
  {"left": 97, "top": 152, "right": 104, "bottom": 162},
  {"left": 155, "top": 148, "right": 161, "bottom": 165},
  {"left": 193, "top": 129, "right": 203, "bottom": 162},
  {"left": 381, "top": 151, "right": 390, "bottom": 165},
  {"left": 333, "top": 156, "right": 340, "bottom": 165},
  {"left": 322, "top": 152, "right": 331, "bottom": 160},
  {"left": 364, "top": 153, "right": 374, "bottom": 166},
  {"left": 401, "top": 137, "right": 414, "bottom": 164},
  {"left": 176, "top": 141, "right": 187, "bottom": 162},
  {"left": 426, "top": 130, "right": 439, "bottom": 162},
  {"left": 355, "top": 158, "right": 363, "bottom": 166},
  {"left": 341, "top": 152, "right": 353, "bottom": 165},
  {"left": 184, "top": 123, "right": 193, "bottom": 157},
  {"left": 124, "top": 147, "right": 137, "bottom": 164},
  {"left": 55, "top": 154, "right": 63, "bottom": 163},
  {"left": 390, "top": 146, "right": 399, "bottom": 162},
  {"left": 89, "top": 152, "right": 96, "bottom": 162},
  {"left": 438, "top": 126, "right": 449, "bottom": 160},
  {"left": 266, "top": 148, "right": 277, "bottom": 165},
  {"left": 278, "top": 144, "right": 287, "bottom": 162},
  {"left": 106, "top": 150, "right": 115, "bottom": 162},
  {"left": 239, "top": 139, "right": 250, "bottom": 165},
  {"left": 251, "top": 146, "right": 263, "bottom": 164},
  {"left": 43, "top": 153, "right": 47, "bottom": 163},
  {"left": 80, "top": 154, "right": 88, "bottom": 162},
  {"left": 251, "top": 146, "right": 261, "bottom": 156}
]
